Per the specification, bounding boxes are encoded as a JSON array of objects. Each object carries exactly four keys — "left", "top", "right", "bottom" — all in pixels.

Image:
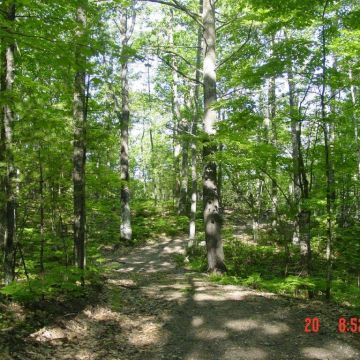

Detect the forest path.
[{"left": 19, "top": 234, "right": 360, "bottom": 360}]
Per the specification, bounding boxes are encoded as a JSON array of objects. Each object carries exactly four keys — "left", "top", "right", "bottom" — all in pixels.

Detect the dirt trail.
[{"left": 7, "top": 235, "right": 360, "bottom": 359}]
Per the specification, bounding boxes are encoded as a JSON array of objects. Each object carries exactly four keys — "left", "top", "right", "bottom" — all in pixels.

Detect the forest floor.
[{"left": 2, "top": 233, "right": 360, "bottom": 359}]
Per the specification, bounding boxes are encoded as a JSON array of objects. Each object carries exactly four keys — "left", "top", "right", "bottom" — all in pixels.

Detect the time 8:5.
[{"left": 338, "top": 317, "right": 360, "bottom": 333}]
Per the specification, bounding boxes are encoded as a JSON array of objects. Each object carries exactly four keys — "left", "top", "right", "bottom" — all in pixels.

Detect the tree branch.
[
  {"left": 216, "top": 23, "right": 253, "bottom": 69},
  {"left": 157, "top": 54, "right": 203, "bottom": 85},
  {"left": 137, "top": 0, "right": 204, "bottom": 30}
]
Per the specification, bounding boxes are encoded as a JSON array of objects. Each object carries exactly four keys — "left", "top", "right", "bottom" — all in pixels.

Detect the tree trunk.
[
  {"left": 253, "top": 178, "right": 263, "bottom": 243},
  {"left": 189, "top": 1, "right": 202, "bottom": 244},
  {"left": 119, "top": 9, "right": 134, "bottom": 243},
  {"left": 288, "top": 69, "right": 301, "bottom": 245},
  {"left": 145, "top": 61, "right": 158, "bottom": 206},
  {"left": 169, "top": 10, "right": 183, "bottom": 213},
  {"left": 202, "top": 0, "right": 225, "bottom": 273},
  {"left": 0, "top": 117, "right": 5, "bottom": 251},
  {"left": 268, "top": 75, "right": 278, "bottom": 229},
  {"left": 149, "top": 127, "right": 158, "bottom": 206},
  {"left": 0, "top": 66, "right": 6, "bottom": 262},
  {"left": 39, "top": 149, "right": 45, "bottom": 273},
  {"left": 349, "top": 69, "right": 360, "bottom": 219},
  {"left": 288, "top": 68, "right": 311, "bottom": 277},
  {"left": 1, "top": 0, "right": 16, "bottom": 285},
  {"left": 140, "top": 118, "right": 148, "bottom": 195},
  {"left": 189, "top": 135, "right": 197, "bottom": 244},
  {"left": 73, "top": 1, "right": 87, "bottom": 270},
  {"left": 321, "top": 20, "right": 335, "bottom": 299},
  {"left": 179, "top": 117, "right": 189, "bottom": 215}
]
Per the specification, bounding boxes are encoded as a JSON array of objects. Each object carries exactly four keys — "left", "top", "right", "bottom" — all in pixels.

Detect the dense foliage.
[{"left": 1, "top": 0, "right": 359, "bottom": 309}]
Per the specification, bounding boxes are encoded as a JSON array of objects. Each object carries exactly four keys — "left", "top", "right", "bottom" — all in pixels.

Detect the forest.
[{"left": 1, "top": 0, "right": 360, "bottom": 359}]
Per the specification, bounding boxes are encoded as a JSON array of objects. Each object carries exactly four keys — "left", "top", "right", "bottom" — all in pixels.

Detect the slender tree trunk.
[
  {"left": 140, "top": 118, "right": 147, "bottom": 195},
  {"left": 119, "top": 9, "right": 134, "bottom": 243},
  {"left": 189, "top": 0, "right": 203, "bottom": 245},
  {"left": 217, "top": 142, "right": 223, "bottom": 211},
  {"left": 149, "top": 127, "right": 158, "bottom": 206},
  {"left": 179, "top": 117, "right": 189, "bottom": 215},
  {"left": 268, "top": 75, "right": 278, "bottom": 229},
  {"left": 169, "top": 10, "right": 182, "bottom": 212},
  {"left": 252, "top": 178, "right": 263, "bottom": 242},
  {"left": 0, "top": 72, "right": 5, "bottom": 259},
  {"left": 0, "top": 120, "right": 5, "bottom": 251},
  {"left": 0, "top": 39, "right": 5, "bottom": 254},
  {"left": 202, "top": 0, "right": 225, "bottom": 272},
  {"left": 349, "top": 69, "right": 360, "bottom": 219},
  {"left": 288, "top": 70, "right": 300, "bottom": 246},
  {"left": 1, "top": 1, "right": 16, "bottom": 284},
  {"left": 189, "top": 134, "right": 197, "bottom": 244},
  {"left": 288, "top": 69, "right": 312, "bottom": 278},
  {"left": 145, "top": 61, "right": 158, "bottom": 206},
  {"left": 39, "top": 149, "right": 45, "bottom": 273},
  {"left": 73, "top": 1, "right": 87, "bottom": 270},
  {"left": 321, "top": 19, "right": 335, "bottom": 299}
]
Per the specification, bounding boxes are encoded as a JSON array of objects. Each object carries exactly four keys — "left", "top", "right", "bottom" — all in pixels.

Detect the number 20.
[{"left": 304, "top": 317, "right": 320, "bottom": 333}]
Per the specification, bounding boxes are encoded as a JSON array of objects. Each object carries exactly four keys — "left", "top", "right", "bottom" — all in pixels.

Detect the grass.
[
  {"left": 131, "top": 200, "right": 188, "bottom": 244},
  {"left": 207, "top": 272, "right": 360, "bottom": 308},
  {"left": 187, "top": 228, "right": 360, "bottom": 309}
]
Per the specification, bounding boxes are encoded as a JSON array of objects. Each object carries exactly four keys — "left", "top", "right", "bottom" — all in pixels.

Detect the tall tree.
[
  {"left": 202, "top": 0, "right": 226, "bottom": 272},
  {"left": 1, "top": 0, "right": 16, "bottom": 285},
  {"left": 189, "top": 0, "right": 203, "bottom": 246},
  {"left": 288, "top": 67, "right": 312, "bottom": 278},
  {"left": 73, "top": 0, "right": 88, "bottom": 270},
  {"left": 320, "top": 0, "right": 335, "bottom": 299},
  {"left": 118, "top": 6, "right": 135, "bottom": 243},
  {"left": 169, "top": 9, "right": 182, "bottom": 212},
  {"left": 268, "top": 71, "right": 277, "bottom": 229}
]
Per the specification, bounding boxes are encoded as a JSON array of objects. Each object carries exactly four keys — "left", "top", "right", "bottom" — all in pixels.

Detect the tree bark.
[
  {"left": 179, "top": 117, "right": 189, "bottom": 215},
  {"left": 202, "top": 0, "right": 225, "bottom": 272},
  {"left": 1, "top": 0, "right": 16, "bottom": 285},
  {"left": 268, "top": 75, "right": 278, "bottom": 229},
  {"left": 189, "top": 0, "right": 202, "bottom": 244},
  {"left": 0, "top": 62, "right": 6, "bottom": 263},
  {"left": 349, "top": 68, "right": 360, "bottom": 219},
  {"left": 288, "top": 69, "right": 312, "bottom": 277},
  {"left": 169, "top": 10, "right": 183, "bottom": 213},
  {"left": 0, "top": 117, "right": 5, "bottom": 252},
  {"left": 73, "top": 1, "right": 87, "bottom": 270},
  {"left": 321, "top": 19, "right": 335, "bottom": 299},
  {"left": 39, "top": 149, "right": 45, "bottom": 273},
  {"left": 119, "top": 8, "right": 134, "bottom": 243}
]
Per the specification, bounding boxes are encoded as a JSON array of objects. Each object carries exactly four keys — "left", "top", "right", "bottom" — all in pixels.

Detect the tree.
[
  {"left": 189, "top": 0, "right": 203, "bottom": 246},
  {"left": 118, "top": 5, "right": 135, "bottom": 243},
  {"left": 202, "top": 0, "right": 226, "bottom": 272},
  {"left": 73, "top": 0, "right": 88, "bottom": 270},
  {"left": 1, "top": 0, "right": 16, "bottom": 285}
]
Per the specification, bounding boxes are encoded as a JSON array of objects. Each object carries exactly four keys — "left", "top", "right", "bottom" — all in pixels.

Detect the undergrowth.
[
  {"left": 187, "top": 229, "right": 360, "bottom": 309},
  {"left": 0, "top": 201, "right": 187, "bottom": 306}
]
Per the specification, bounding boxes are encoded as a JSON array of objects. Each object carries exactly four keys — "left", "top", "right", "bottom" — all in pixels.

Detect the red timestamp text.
[
  {"left": 304, "top": 317, "right": 320, "bottom": 333},
  {"left": 338, "top": 317, "right": 360, "bottom": 333}
]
